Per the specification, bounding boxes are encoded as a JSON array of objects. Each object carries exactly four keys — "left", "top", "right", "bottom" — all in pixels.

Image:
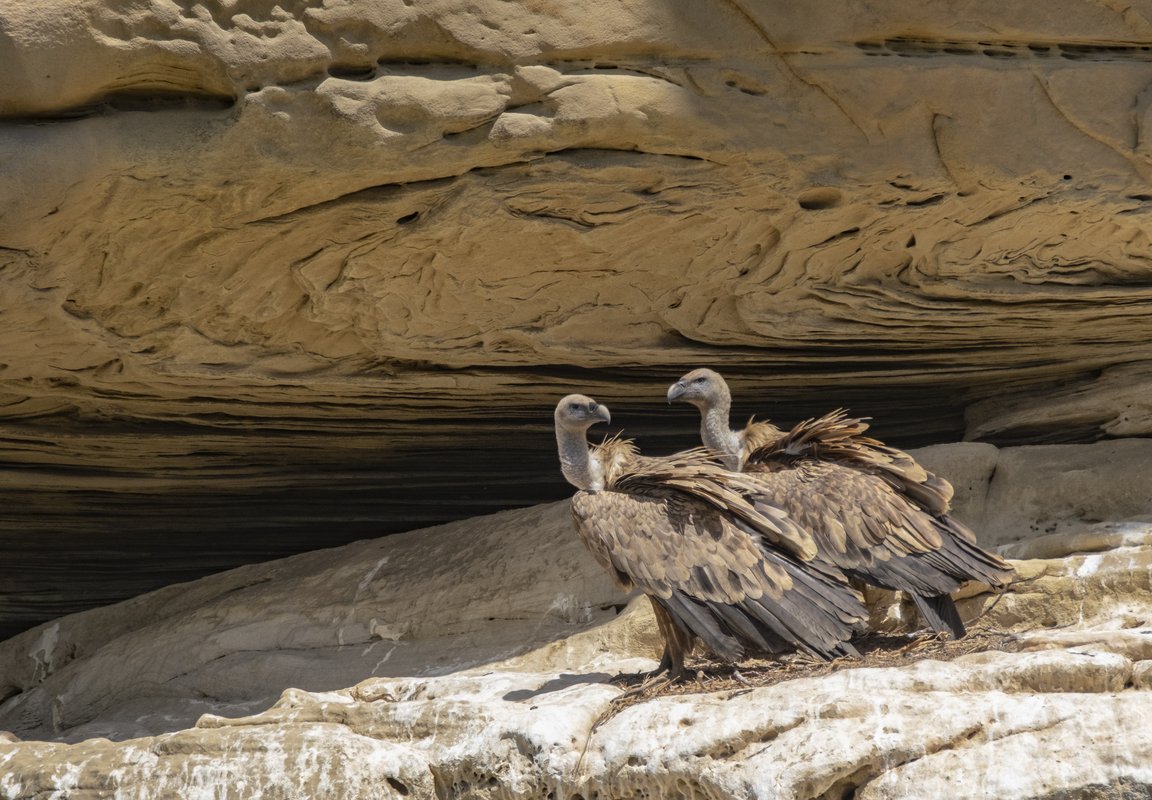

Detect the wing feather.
[
  {"left": 748, "top": 461, "right": 943, "bottom": 558},
  {"left": 746, "top": 409, "right": 954, "bottom": 515},
  {"left": 605, "top": 447, "right": 819, "bottom": 561},
  {"left": 743, "top": 460, "right": 1014, "bottom": 597},
  {"left": 570, "top": 488, "right": 865, "bottom": 661}
]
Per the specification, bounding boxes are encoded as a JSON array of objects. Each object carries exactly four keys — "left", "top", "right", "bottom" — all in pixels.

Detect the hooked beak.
[
  {"left": 666, "top": 380, "right": 687, "bottom": 404},
  {"left": 593, "top": 404, "right": 611, "bottom": 425}
]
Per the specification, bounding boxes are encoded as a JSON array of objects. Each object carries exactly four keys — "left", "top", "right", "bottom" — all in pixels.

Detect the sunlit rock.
[
  {"left": 4, "top": 0, "right": 1152, "bottom": 796},
  {"left": 2, "top": 441, "right": 1152, "bottom": 798}
]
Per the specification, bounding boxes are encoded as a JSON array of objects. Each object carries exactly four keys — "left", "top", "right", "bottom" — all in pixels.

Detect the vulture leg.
[
  {"left": 911, "top": 592, "right": 966, "bottom": 640},
  {"left": 650, "top": 598, "right": 693, "bottom": 682}
]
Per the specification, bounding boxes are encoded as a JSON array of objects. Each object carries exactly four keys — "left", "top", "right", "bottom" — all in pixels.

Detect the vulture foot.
[
  {"left": 730, "top": 668, "right": 752, "bottom": 686},
  {"left": 610, "top": 647, "right": 689, "bottom": 696}
]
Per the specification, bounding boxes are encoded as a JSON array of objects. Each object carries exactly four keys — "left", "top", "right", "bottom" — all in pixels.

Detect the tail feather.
[
  {"left": 911, "top": 592, "right": 966, "bottom": 639},
  {"left": 662, "top": 593, "right": 745, "bottom": 662},
  {"left": 938, "top": 517, "right": 1016, "bottom": 587},
  {"left": 834, "top": 640, "right": 861, "bottom": 659}
]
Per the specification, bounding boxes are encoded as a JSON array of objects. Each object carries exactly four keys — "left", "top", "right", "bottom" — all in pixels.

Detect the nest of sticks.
[{"left": 602, "top": 627, "right": 1022, "bottom": 717}]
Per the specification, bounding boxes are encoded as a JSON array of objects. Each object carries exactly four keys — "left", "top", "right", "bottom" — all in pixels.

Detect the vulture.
[
  {"left": 553, "top": 393, "right": 867, "bottom": 679},
  {"left": 667, "top": 369, "right": 1014, "bottom": 639}
]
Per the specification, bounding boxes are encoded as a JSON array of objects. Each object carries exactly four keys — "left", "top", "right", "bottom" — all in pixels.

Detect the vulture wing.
[
  {"left": 570, "top": 486, "right": 865, "bottom": 662},
  {"left": 742, "top": 460, "right": 1014, "bottom": 594},
  {"left": 746, "top": 409, "right": 954, "bottom": 516},
  {"left": 598, "top": 438, "right": 819, "bottom": 561}
]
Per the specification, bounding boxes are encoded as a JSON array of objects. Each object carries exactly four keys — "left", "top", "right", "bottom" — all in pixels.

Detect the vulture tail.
[
  {"left": 937, "top": 517, "right": 1016, "bottom": 588},
  {"left": 833, "top": 640, "right": 861, "bottom": 659},
  {"left": 911, "top": 592, "right": 966, "bottom": 639},
  {"left": 710, "top": 602, "right": 787, "bottom": 654},
  {"left": 662, "top": 593, "right": 745, "bottom": 663}
]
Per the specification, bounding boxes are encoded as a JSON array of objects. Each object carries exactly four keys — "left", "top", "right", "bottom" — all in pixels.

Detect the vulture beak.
[
  {"left": 667, "top": 380, "right": 687, "bottom": 404},
  {"left": 593, "top": 403, "right": 611, "bottom": 424}
]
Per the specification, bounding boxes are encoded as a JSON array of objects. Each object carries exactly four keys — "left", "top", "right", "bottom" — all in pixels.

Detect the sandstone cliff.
[
  {"left": 5, "top": 0, "right": 1152, "bottom": 430},
  {"left": 6, "top": 0, "right": 1152, "bottom": 632},
  {"left": 2, "top": 443, "right": 1152, "bottom": 798},
  {"left": 4, "top": 1, "right": 1152, "bottom": 795}
]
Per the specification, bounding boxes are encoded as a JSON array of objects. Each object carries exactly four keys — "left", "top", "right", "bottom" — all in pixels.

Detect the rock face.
[
  {"left": 9, "top": 646, "right": 1152, "bottom": 800},
  {"left": 4, "top": 3, "right": 1152, "bottom": 795},
  {"left": 5, "top": 0, "right": 1152, "bottom": 430},
  {"left": 4, "top": 0, "right": 1152, "bottom": 426},
  {"left": 6, "top": 0, "right": 1152, "bottom": 636},
  {"left": 2, "top": 442, "right": 1152, "bottom": 799}
]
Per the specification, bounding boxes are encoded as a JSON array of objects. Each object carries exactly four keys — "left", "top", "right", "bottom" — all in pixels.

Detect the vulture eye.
[
  {"left": 587, "top": 403, "right": 597, "bottom": 411},
  {"left": 568, "top": 402, "right": 580, "bottom": 411},
  {"left": 693, "top": 376, "right": 706, "bottom": 384}
]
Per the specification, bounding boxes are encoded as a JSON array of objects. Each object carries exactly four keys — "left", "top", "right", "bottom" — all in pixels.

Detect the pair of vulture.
[{"left": 553, "top": 369, "right": 1014, "bottom": 678}]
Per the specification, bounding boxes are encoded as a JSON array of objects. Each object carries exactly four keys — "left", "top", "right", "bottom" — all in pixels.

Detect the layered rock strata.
[
  {"left": 6, "top": 0, "right": 1152, "bottom": 696},
  {"left": 2, "top": 441, "right": 1152, "bottom": 798}
]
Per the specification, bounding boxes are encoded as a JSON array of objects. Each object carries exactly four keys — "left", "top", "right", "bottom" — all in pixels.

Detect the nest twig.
[{"left": 592, "top": 630, "right": 1021, "bottom": 728}]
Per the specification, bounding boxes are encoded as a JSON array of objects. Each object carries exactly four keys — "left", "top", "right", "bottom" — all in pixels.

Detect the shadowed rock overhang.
[{"left": 3, "top": 0, "right": 1152, "bottom": 637}]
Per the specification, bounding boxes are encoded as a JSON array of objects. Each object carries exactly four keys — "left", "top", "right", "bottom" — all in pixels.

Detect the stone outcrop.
[
  {"left": 2, "top": 441, "right": 1152, "bottom": 798},
  {"left": 5, "top": 0, "right": 1152, "bottom": 430},
  {"left": 3, "top": 8, "right": 1152, "bottom": 796},
  {"left": 7, "top": 641, "right": 1152, "bottom": 800},
  {"left": 4, "top": 0, "right": 1152, "bottom": 428},
  {"left": 7, "top": 0, "right": 1152, "bottom": 635}
]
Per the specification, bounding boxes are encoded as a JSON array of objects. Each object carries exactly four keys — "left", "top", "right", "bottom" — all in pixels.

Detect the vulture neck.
[
  {"left": 556, "top": 426, "right": 605, "bottom": 491},
  {"left": 700, "top": 398, "right": 743, "bottom": 471}
]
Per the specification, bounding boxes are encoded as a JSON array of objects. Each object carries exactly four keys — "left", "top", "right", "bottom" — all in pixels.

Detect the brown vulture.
[
  {"left": 667, "top": 369, "right": 1014, "bottom": 639},
  {"left": 553, "top": 393, "right": 867, "bottom": 678}
]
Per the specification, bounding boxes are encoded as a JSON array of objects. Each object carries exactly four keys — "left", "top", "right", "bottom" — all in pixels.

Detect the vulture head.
[
  {"left": 554, "top": 394, "right": 612, "bottom": 432},
  {"left": 555, "top": 394, "right": 613, "bottom": 491},
  {"left": 667, "top": 368, "right": 730, "bottom": 410}
]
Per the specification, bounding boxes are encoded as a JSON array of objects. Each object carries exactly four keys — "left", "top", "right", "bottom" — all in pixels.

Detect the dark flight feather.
[{"left": 743, "top": 413, "right": 1013, "bottom": 637}]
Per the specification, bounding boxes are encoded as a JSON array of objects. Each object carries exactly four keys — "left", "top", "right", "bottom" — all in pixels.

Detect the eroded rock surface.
[
  {"left": 1, "top": 564, "right": 1150, "bottom": 800},
  {"left": 2, "top": 441, "right": 1152, "bottom": 799},
  {"left": 7, "top": 0, "right": 1152, "bottom": 635},
  {"left": 6, "top": 0, "right": 1152, "bottom": 408},
  {"left": 10, "top": 645, "right": 1152, "bottom": 800}
]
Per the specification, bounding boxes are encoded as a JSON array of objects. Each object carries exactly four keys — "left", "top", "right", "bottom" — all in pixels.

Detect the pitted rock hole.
[{"left": 797, "top": 188, "right": 843, "bottom": 210}]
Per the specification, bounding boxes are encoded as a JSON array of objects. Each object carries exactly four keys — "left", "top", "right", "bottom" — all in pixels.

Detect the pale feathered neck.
[
  {"left": 556, "top": 425, "right": 605, "bottom": 491},
  {"left": 699, "top": 394, "right": 744, "bottom": 471}
]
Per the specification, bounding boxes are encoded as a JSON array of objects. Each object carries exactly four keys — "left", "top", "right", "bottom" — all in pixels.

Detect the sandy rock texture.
[
  {"left": 5, "top": 0, "right": 1152, "bottom": 431},
  {"left": 7, "top": 0, "right": 1152, "bottom": 635},
  {"left": 8, "top": 646, "right": 1152, "bottom": 800},
  {"left": 7, "top": 0, "right": 1152, "bottom": 763},
  {"left": 2, "top": 442, "right": 1152, "bottom": 799}
]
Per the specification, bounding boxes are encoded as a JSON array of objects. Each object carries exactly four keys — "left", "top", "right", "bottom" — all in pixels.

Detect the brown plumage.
[
  {"left": 667, "top": 369, "right": 1015, "bottom": 639},
  {"left": 554, "top": 394, "right": 867, "bottom": 678}
]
